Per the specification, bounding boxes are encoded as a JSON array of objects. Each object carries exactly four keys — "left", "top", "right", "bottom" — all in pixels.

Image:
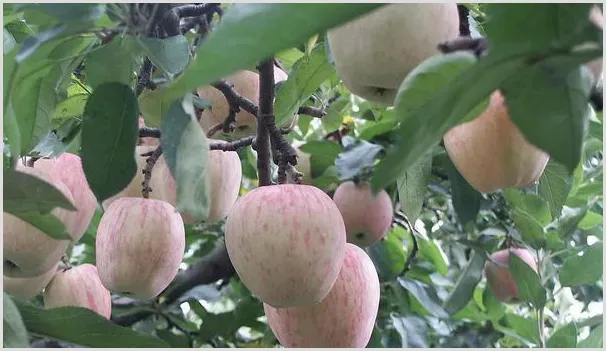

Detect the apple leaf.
[
  {"left": 138, "top": 88, "right": 174, "bottom": 128},
  {"left": 153, "top": 3, "right": 384, "bottom": 103},
  {"left": 334, "top": 138, "right": 383, "bottom": 181},
  {"left": 137, "top": 35, "right": 190, "bottom": 80},
  {"left": 274, "top": 42, "right": 336, "bottom": 126},
  {"left": 85, "top": 35, "right": 140, "bottom": 89},
  {"left": 504, "top": 313, "right": 541, "bottom": 346},
  {"left": 443, "top": 252, "right": 486, "bottom": 315},
  {"left": 161, "top": 95, "right": 211, "bottom": 221},
  {"left": 443, "top": 154, "right": 481, "bottom": 225},
  {"left": 538, "top": 160, "right": 575, "bottom": 218},
  {"left": 80, "top": 82, "right": 139, "bottom": 202},
  {"left": 13, "top": 301, "right": 170, "bottom": 348},
  {"left": 483, "top": 288, "right": 505, "bottom": 322},
  {"left": 559, "top": 243, "right": 603, "bottom": 287},
  {"left": 3, "top": 293, "right": 29, "bottom": 348},
  {"left": 3, "top": 167, "right": 76, "bottom": 213},
  {"left": 508, "top": 253, "right": 546, "bottom": 309},
  {"left": 546, "top": 322, "right": 578, "bottom": 348},
  {"left": 37, "top": 3, "right": 106, "bottom": 23},
  {"left": 398, "top": 278, "right": 449, "bottom": 319},
  {"left": 578, "top": 323, "right": 603, "bottom": 348},
  {"left": 366, "top": 226, "right": 408, "bottom": 281},
  {"left": 397, "top": 152, "right": 432, "bottom": 223}
]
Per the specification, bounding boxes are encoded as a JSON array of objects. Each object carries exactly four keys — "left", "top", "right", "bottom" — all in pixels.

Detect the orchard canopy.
[{"left": 3, "top": 3, "right": 604, "bottom": 349}]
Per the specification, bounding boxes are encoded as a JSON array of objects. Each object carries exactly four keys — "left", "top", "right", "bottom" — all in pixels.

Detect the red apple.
[
  {"left": 484, "top": 248, "right": 538, "bottom": 303},
  {"left": 225, "top": 184, "right": 346, "bottom": 308},
  {"left": 96, "top": 197, "right": 185, "bottom": 300},
  {"left": 444, "top": 91, "right": 550, "bottom": 193},
  {"left": 332, "top": 181, "right": 393, "bottom": 247},
  {"left": 43, "top": 264, "right": 112, "bottom": 319},
  {"left": 4, "top": 262, "right": 60, "bottom": 301},
  {"left": 34, "top": 153, "right": 98, "bottom": 242},
  {"left": 264, "top": 243, "right": 380, "bottom": 347}
]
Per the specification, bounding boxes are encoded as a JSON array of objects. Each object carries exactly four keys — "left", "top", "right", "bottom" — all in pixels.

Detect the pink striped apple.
[
  {"left": 332, "top": 181, "right": 393, "bottom": 247},
  {"left": 4, "top": 262, "right": 60, "bottom": 301},
  {"left": 225, "top": 184, "right": 346, "bottom": 308},
  {"left": 264, "top": 243, "right": 380, "bottom": 347},
  {"left": 96, "top": 197, "right": 185, "bottom": 300},
  {"left": 34, "top": 152, "right": 98, "bottom": 242},
  {"left": 43, "top": 264, "right": 112, "bottom": 319}
]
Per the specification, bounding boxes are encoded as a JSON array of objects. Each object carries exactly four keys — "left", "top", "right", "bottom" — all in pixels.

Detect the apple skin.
[
  {"left": 327, "top": 3, "right": 459, "bottom": 105},
  {"left": 197, "top": 68, "right": 297, "bottom": 139},
  {"left": 225, "top": 184, "right": 346, "bottom": 308},
  {"left": 264, "top": 243, "right": 380, "bottom": 348},
  {"left": 96, "top": 197, "right": 185, "bottom": 300},
  {"left": 4, "top": 164, "right": 76, "bottom": 278},
  {"left": 103, "top": 142, "right": 242, "bottom": 224},
  {"left": 34, "top": 152, "right": 98, "bottom": 242},
  {"left": 332, "top": 181, "right": 393, "bottom": 247},
  {"left": 484, "top": 248, "right": 538, "bottom": 303},
  {"left": 4, "top": 262, "right": 60, "bottom": 301},
  {"left": 43, "top": 264, "right": 112, "bottom": 319},
  {"left": 443, "top": 90, "right": 550, "bottom": 193}
]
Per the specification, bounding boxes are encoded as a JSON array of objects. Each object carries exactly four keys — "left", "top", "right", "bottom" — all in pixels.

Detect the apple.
[
  {"left": 225, "top": 184, "right": 346, "bottom": 308},
  {"left": 264, "top": 243, "right": 380, "bottom": 347},
  {"left": 4, "top": 164, "right": 76, "bottom": 278},
  {"left": 443, "top": 90, "right": 550, "bottom": 193},
  {"left": 4, "top": 262, "right": 60, "bottom": 301},
  {"left": 103, "top": 142, "right": 242, "bottom": 224},
  {"left": 484, "top": 248, "right": 538, "bottom": 303},
  {"left": 96, "top": 197, "right": 186, "bottom": 300},
  {"left": 197, "top": 68, "right": 297, "bottom": 139},
  {"left": 43, "top": 264, "right": 112, "bottom": 319},
  {"left": 34, "top": 152, "right": 98, "bottom": 242},
  {"left": 587, "top": 5, "right": 603, "bottom": 85},
  {"left": 327, "top": 3, "right": 459, "bottom": 105},
  {"left": 332, "top": 181, "right": 393, "bottom": 247}
]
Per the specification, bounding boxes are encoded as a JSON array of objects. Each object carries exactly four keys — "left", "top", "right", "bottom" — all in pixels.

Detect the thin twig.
[
  {"left": 141, "top": 146, "right": 163, "bottom": 198},
  {"left": 255, "top": 60, "right": 274, "bottom": 186},
  {"left": 394, "top": 211, "right": 419, "bottom": 275},
  {"left": 209, "top": 136, "right": 255, "bottom": 151},
  {"left": 457, "top": 5, "right": 471, "bottom": 37}
]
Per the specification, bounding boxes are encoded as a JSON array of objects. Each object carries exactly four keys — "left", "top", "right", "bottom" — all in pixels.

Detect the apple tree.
[{"left": 3, "top": 3, "right": 603, "bottom": 348}]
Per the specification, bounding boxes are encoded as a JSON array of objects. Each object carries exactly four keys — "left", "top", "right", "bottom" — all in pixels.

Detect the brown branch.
[
  {"left": 457, "top": 5, "right": 471, "bottom": 37},
  {"left": 112, "top": 240, "right": 234, "bottom": 327},
  {"left": 139, "top": 127, "right": 161, "bottom": 138},
  {"left": 298, "top": 105, "right": 326, "bottom": 118},
  {"left": 437, "top": 37, "right": 488, "bottom": 57},
  {"left": 209, "top": 136, "right": 255, "bottom": 151},
  {"left": 141, "top": 146, "right": 163, "bottom": 198},
  {"left": 255, "top": 60, "right": 274, "bottom": 186}
]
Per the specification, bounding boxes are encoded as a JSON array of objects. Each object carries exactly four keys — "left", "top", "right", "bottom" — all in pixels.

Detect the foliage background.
[{"left": 3, "top": 2, "right": 603, "bottom": 348}]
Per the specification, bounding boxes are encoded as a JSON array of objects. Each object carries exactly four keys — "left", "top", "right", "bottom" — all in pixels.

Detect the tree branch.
[
  {"left": 255, "top": 60, "right": 274, "bottom": 186},
  {"left": 590, "top": 84, "right": 603, "bottom": 111},
  {"left": 141, "top": 146, "right": 163, "bottom": 198},
  {"left": 457, "top": 4, "right": 471, "bottom": 37}
]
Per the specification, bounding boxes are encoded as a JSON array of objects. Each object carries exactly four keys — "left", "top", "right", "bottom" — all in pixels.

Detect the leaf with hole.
[
  {"left": 80, "top": 82, "right": 139, "bottom": 202},
  {"left": 161, "top": 95, "right": 211, "bottom": 220}
]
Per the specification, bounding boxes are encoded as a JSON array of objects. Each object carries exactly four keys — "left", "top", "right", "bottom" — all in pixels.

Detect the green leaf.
[
  {"left": 391, "top": 315, "right": 429, "bottom": 348},
  {"left": 552, "top": 205, "right": 590, "bottom": 238},
  {"left": 578, "top": 211, "right": 602, "bottom": 230},
  {"left": 321, "top": 97, "right": 348, "bottom": 132},
  {"left": 3, "top": 293, "right": 29, "bottom": 348},
  {"left": 482, "top": 287, "right": 505, "bottom": 321},
  {"left": 137, "top": 35, "right": 190, "bottom": 80},
  {"left": 274, "top": 42, "right": 336, "bottom": 126},
  {"left": 3, "top": 101, "right": 21, "bottom": 164},
  {"left": 539, "top": 160, "right": 575, "bottom": 218},
  {"left": 559, "top": 243, "right": 603, "bottom": 286},
  {"left": 511, "top": 210, "right": 546, "bottom": 249},
  {"left": 417, "top": 237, "right": 448, "bottom": 276},
  {"left": 398, "top": 278, "right": 449, "bottom": 319},
  {"left": 334, "top": 138, "right": 383, "bottom": 180},
  {"left": 505, "top": 313, "right": 540, "bottom": 345},
  {"left": 5, "top": 20, "right": 34, "bottom": 43},
  {"left": 397, "top": 152, "right": 431, "bottom": 223},
  {"left": 366, "top": 226, "right": 408, "bottom": 281},
  {"left": 578, "top": 323, "right": 603, "bottom": 348},
  {"left": 138, "top": 88, "right": 173, "bottom": 128},
  {"left": 546, "top": 322, "right": 577, "bottom": 348},
  {"left": 52, "top": 94, "right": 88, "bottom": 127},
  {"left": 443, "top": 252, "right": 486, "bottom": 315},
  {"left": 159, "top": 3, "right": 384, "bottom": 102},
  {"left": 161, "top": 95, "right": 211, "bottom": 220},
  {"left": 3, "top": 167, "right": 76, "bottom": 213},
  {"left": 444, "top": 154, "right": 481, "bottom": 225},
  {"left": 358, "top": 119, "right": 398, "bottom": 141},
  {"left": 81, "top": 82, "right": 138, "bottom": 202},
  {"left": 38, "top": 3, "right": 106, "bottom": 23},
  {"left": 508, "top": 252, "right": 546, "bottom": 309},
  {"left": 85, "top": 35, "right": 139, "bottom": 89},
  {"left": 14, "top": 301, "right": 170, "bottom": 347}
]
